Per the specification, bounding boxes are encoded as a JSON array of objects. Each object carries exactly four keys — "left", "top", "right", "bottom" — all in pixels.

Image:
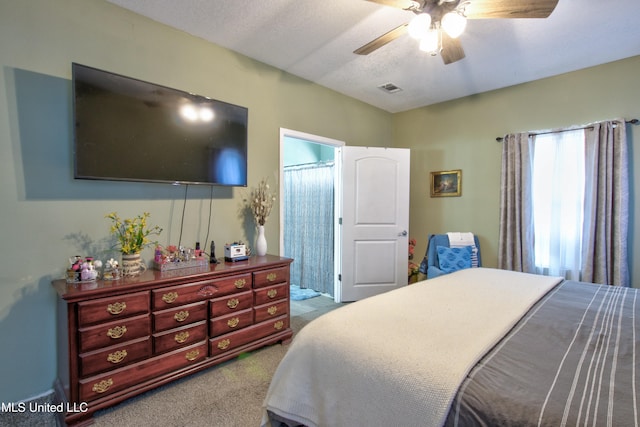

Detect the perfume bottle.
[{"left": 210, "top": 240, "right": 218, "bottom": 264}]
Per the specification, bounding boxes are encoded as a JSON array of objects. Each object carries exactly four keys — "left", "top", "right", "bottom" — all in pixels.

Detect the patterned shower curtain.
[{"left": 283, "top": 162, "right": 334, "bottom": 296}]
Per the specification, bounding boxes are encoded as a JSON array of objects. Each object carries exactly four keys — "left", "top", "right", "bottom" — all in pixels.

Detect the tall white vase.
[{"left": 256, "top": 225, "right": 268, "bottom": 256}]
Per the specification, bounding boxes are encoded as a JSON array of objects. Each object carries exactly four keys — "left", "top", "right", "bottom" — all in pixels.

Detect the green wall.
[
  {"left": 0, "top": 0, "right": 390, "bottom": 403},
  {"left": 395, "top": 56, "right": 640, "bottom": 287}
]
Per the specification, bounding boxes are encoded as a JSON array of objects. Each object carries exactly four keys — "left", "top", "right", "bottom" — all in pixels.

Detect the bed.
[{"left": 261, "top": 268, "right": 639, "bottom": 427}]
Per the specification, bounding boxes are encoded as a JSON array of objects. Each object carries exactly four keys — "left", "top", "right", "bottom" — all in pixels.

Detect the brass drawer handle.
[
  {"left": 92, "top": 378, "right": 113, "bottom": 394},
  {"left": 185, "top": 350, "right": 200, "bottom": 361},
  {"left": 267, "top": 306, "right": 278, "bottom": 316},
  {"left": 266, "top": 273, "right": 277, "bottom": 282},
  {"left": 107, "top": 302, "right": 126, "bottom": 315},
  {"left": 162, "top": 291, "right": 178, "bottom": 304},
  {"left": 267, "top": 289, "right": 278, "bottom": 299},
  {"left": 174, "top": 310, "right": 190, "bottom": 322},
  {"left": 217, "top": 339, "right": 231, "bottom": 350},
  {"left": 174, "top": 331, "right": 190, "bottom": 343},
  {"left": 107, "top": 325, "right": 127, "bottom": 339},
  {"left": 227, "top": 298, "right": 239, "bottom": 309},
  {"left": 274, "top": 320, "right": 284, "bottom": 330},
  {"left": 107, "top": 350, "right": 127, "bottom": 364},
  {"left": 227, "top": 317, "right": 240, "bottom": 328},
  {"left": 234, "top": 278, "right": 246, "bottom": 289}
]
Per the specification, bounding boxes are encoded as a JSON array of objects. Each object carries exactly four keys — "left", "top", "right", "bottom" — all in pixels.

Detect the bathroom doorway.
[{"left": 279, "top": 129, "right": 344, "bottom": 299}]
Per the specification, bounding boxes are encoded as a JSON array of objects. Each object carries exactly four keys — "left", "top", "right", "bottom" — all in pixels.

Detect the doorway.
[{"left": 279, "top": 129, "right": 344, "bottom": 300}]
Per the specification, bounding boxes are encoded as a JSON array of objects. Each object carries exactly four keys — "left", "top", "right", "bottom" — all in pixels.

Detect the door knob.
[{"left": 398, "top": 230, "right": 408, "bottom": 236}]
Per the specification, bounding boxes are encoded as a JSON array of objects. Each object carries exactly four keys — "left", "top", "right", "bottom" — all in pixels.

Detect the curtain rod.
[
  {"left": 284, "top": 160, "right": 335, "bottom": 170},
  {"left": 495, "top": 118, "right": 639, "bottom": 142}
]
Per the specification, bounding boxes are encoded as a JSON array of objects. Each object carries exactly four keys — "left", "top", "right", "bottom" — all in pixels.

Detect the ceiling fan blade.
[
  {"left": 441, "top": 33, "right": 465, "bottom": 64},
  {"left": 464, "top": 0, "right": 559, "bottom": 19},
  {"left": 365, "top": 0, "right": 419, "bottom": 10},
  {"left": 354, "top": 24, "right": 409, "bottom": 55}
]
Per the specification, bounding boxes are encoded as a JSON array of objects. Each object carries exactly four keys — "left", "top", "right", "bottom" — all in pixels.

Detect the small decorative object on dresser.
[
  {"left": 52, "top": 255, "right": 293, "bottom": 426},
  {"left": 105, "top": 211, "right": 162, "bottom": 276},
  {"left": 66, "top": 256, "right": 102, "bottom": 283},
  {"left": 102, "top": 258, "right": 120, "bottom": 280},
  {"left": 120, "top": 252, "right": 146, "bottom": 276},
  {"left": 245, "top": 178, "right": 276, "bottom": 256},
  {"left": 153, "top": 244, "right": 209, "bottom": 271},
  {"left": 255, "top": 225, "right": 268, "bottom": 256}
]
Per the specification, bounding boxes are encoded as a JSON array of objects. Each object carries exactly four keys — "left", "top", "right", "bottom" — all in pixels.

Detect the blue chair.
[{"left": 418, "top": 234, "right": 482, "bottom": 279}]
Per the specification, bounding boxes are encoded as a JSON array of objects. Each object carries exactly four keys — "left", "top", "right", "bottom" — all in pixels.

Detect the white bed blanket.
[{"left": 262, "top": 268, "right": 562, "bottom": 427}]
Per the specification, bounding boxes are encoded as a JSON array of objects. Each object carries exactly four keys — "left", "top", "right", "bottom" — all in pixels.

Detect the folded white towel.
[{"left": 447, "top": 232, "right": 474, "bottom": 246}]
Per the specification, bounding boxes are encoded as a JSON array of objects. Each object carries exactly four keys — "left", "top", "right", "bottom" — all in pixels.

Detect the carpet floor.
[{"left": 89, "top": 295, "right": 343, "bottom": 427}]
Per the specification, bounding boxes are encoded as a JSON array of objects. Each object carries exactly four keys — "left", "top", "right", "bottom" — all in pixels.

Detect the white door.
[{"left": 337, "top": 147, "right": 410, "bottom": 302}]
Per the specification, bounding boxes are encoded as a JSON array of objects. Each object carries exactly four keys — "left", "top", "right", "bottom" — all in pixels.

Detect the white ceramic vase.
[{"left": 256, "top": 225, "right": 268, "bottom": 256}]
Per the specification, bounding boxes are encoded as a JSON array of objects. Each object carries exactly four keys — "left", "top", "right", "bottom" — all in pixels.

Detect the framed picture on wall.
[{"left": 430, "top": 169, "right": 462, "bottom": 197}]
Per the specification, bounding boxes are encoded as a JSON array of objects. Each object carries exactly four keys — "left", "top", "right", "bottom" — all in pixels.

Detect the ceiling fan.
[{"left": 355, "top": 0, "right": 559, "bottom": 64}]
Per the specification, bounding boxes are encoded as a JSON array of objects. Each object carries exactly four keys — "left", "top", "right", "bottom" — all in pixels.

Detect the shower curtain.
[{"left": 283, "top": 161, "right": 334, "bottom": 296}]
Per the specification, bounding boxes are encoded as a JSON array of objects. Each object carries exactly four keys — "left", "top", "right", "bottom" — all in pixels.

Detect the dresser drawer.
[
  {"left": 152, "top": 280, "right": 218, "bottom": 309},
  {"left": 209, "top": 315, "right": 289, "bottom": 357},
  {"left": 79, "top": 341, "right": 207, "bottom": 402},
  {"left": 79, "top": 337, "right": 152, "bottom": 378},
  {"left": 209, "top": 308, "right": 253, "bottom": 337},
  {"left": 153, "top": 301, "right": 207, "bottom": 332},
  {"left": 254, "top": 299, "right": 288, "bottom": 324},
  {"left": 209, "top": 290, "right": 253, "bottom": 317},
  {"left": 153, "top": 320, "right": 207, "bottom": 354},
  {"left": 208, "top": 273, "right": 252, "bottom": 295},
  {"left": 254, "top": 283, "right": 289, "bottom": 306},
  {"left": 152, "top": 274, "right": 252, "bottom": 309},
  {"left": 77, "top": 291, "right": 150, "bottom": 326},
  {"left": 78, "top": 314, "right": 151, "bottom": 353},
  {"left": 253, "top": 266, "right": 289, "bottom": 288}
]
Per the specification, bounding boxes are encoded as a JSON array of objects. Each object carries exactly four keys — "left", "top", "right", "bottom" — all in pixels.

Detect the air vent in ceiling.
[{"left": 378, "top": 83, "right": 402, "bottom": 93}]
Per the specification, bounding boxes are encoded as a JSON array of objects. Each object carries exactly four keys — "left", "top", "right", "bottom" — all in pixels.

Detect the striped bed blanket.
[{"left": 445, "top": 279, "right": 639, "bottom": 427}]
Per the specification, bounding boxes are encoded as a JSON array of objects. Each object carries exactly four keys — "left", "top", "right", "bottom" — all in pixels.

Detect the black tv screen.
[{"left": 73, "top": 63, "right": 248, "bottom": 186}]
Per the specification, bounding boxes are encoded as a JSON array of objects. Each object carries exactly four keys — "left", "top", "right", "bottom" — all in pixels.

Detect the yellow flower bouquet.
[{"left": 106, "top": 212, "right": 162, "bottom": 255}]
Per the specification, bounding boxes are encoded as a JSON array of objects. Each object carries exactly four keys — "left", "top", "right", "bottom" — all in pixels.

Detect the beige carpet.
[{"left": 91, "top": 295, "right": 343, "bottom": 427}]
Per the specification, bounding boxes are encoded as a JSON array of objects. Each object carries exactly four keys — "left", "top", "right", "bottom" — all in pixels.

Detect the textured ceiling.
[{"left": 107, "top": 0, "right": 640, "bottom": 113}]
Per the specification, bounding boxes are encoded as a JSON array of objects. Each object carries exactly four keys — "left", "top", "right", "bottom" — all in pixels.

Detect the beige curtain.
[
  {"left": 498, "top": 120, "right": 630, "bottom": 286},
  {"left": 581, "top": 120, "right": 629, "bottom": 286},
  {"left": 498, "top": 133, "right": 535, "bottom": 273}
]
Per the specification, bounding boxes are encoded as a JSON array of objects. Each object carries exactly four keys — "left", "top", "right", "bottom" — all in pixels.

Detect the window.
[
  {"left": 531, "top": 129, "right": 585, "bottom": 279},
  {"left": 500, "top": 119, "right": 628, "bottom": 286}
]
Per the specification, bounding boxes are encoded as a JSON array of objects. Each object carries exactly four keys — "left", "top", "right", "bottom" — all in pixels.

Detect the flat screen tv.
[{"left": 73, "top": 63, "right": 248, "bottom": 186}]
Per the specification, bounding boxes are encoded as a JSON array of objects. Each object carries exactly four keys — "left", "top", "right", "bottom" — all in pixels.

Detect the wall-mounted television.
[{"left": 73, "top": 63, "right": 248, "bottom": 186}]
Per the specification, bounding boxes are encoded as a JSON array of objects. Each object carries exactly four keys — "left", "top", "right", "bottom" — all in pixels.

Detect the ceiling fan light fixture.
[
  {"left": 419, "top": 29, "right": 441, "bottom": 56},
  {"left": 407, "top": 13, "right": 431, "bottom": 40},
  {"left": 442, "top": 12, "right": 467, "bottom": 39}
]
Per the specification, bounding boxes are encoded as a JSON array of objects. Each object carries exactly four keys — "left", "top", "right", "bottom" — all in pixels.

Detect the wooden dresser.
[{"left": 52, "top": 255, "right": 293, "bottom": 426}]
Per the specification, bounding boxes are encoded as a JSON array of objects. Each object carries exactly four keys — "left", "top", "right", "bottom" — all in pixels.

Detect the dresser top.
[{"left": 53, "top": 255, "right": 292, "bottom": 302}]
